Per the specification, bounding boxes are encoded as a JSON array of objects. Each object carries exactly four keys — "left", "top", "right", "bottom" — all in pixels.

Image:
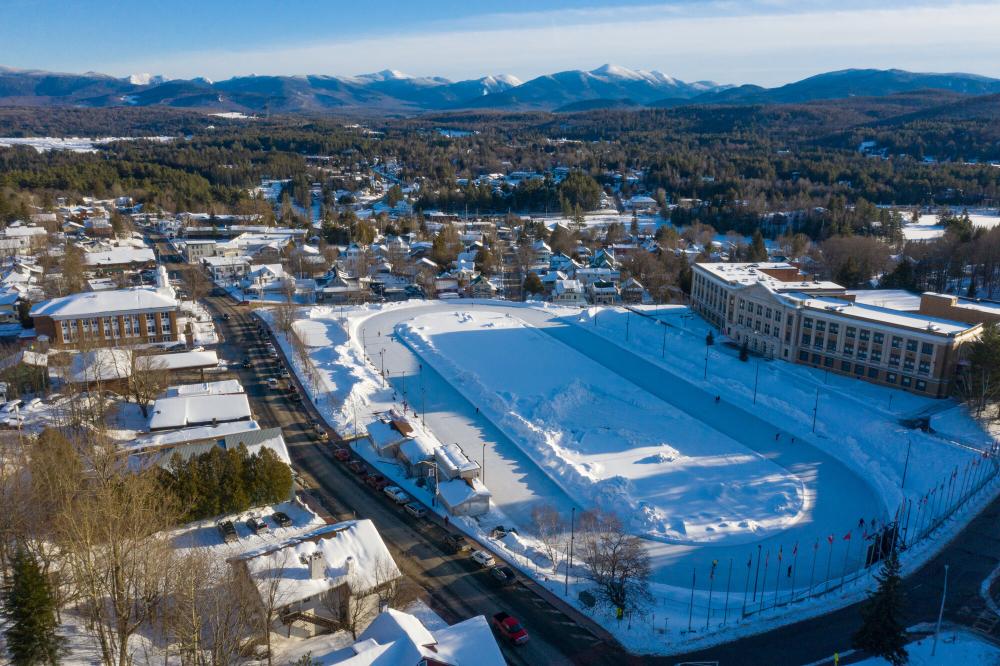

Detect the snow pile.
[{"left": 398, "top": 310, "right": 805, "bottom": 544}]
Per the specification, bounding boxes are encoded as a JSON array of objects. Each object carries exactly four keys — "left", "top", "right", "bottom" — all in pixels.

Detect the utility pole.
[
  {"left": 661, "top": 323, "right": 667, "bottom": 358},
  {"left": 625, "top": 309, "right": 631, "bottom": 341},
  {"left": 932, "top": 564, "right": 949, "bottom": 656},
  {"left": 481, "top": 441, "right": 486, "bottom": 485}
]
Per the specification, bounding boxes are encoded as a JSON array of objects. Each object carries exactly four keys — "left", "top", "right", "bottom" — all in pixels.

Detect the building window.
[
  {"left": 918, "top": 361, "right": 930, "bottom": 375},
  {"left": 803, "top": 318, "right": 813, "bottom": 329},
  {"left": 873, "top": 332, "right": 884, "bottom": 344},
  {"left": 854, "top": 364, "right": 865, "bottom": 375},
  {"left": 829, "top": 323, "right": 839, "bottom": 335},
  {"left": 887, "top": 373, "right": 897, "bottom": 384},
  {"left": 891, "top": 336, "right": 902, "bottom": 349},
  {"left": 846, "top": 327, "right": 856, "bottom": 339},
  {"left": 841, "top": 360, "right": 852, "bottom": 371},
  {"left": 811, "top": 353, "right": 821, "bottom": 364},
  {"left": 824, "top": 356, "right": 834, "bottom": 368},
  {"left": 867, "top": 367, "right": 879, "bottom": 379},
  {"left": 103, "top": 318, "right": 111, "bottom": 336},
  {"left": 816, "top": 321, "right": 826, "bottom": 332},
  {"left": 826, "top": 339, "right": 837, "bottom": 351},
  {"left": 756, "top": 305, "right": 763, "bottom": 316},
  {"left": 859, "top": 329, "right": 870, "bottom": 342},
  {"left": 146, "top": 316, "right": 156, "bottom": 335},
  {"left": 801, "top": 334, "right": 811, "bottom": 345},
  {"left": 766, "top": 308, "right": 772, "bottom": 318},
  {"left": 799, "top": 350, "right": 809, "bottom": 362},
  {"left": 921, "top": 342, "right": 933, "bottom": 356},
  {"left": 906, "top": 340, "right": 918, "bottom": 352},
  {"left": 843, "top": 344, "right": 854, "bottom": 356},
  {"left": 901, "top": 376, "right": 912, "bottom": 387},
  {"left": 916, "top": 379, "right": 927, "bottom": 391},
  {"left": 160, "top": 312, "right": 171, "bottom": 334},
  {"left": 889, "top": 355, "right": 900, "bottom": 367},
  {"left": 871, "top": 351, "right": 882, "bottom": 363}
]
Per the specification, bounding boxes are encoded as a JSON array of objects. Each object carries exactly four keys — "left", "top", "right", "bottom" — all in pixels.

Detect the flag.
[
  {"left": 793, "top": 542, "right": 799, "bottom": 556},
  {"left": 777, "top": 547, "right": 783, "bottom": 561},
  {"left": 827, "top": 534, "right": 834, "bottom": 545},
  {"left": 747, "top": 554, "right": 752, "bottom": 568},
  {"left": 843, "top": 531, "right": 852, "bottom": 541},
  {"left": 813, "top": 538, "right": 820, "bottom": 551}
]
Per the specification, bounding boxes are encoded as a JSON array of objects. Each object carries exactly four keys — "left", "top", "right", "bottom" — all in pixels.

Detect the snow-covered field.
[
  {"left": 0, "top": 136, "right": 174, "bottom": 153},
  {"left": 263, "top": 299, "right": 1000, "bottom": 655},
  {"left": 398, "top": 310, "right": 804, "bottom": 544},
  {"left": 903, "top": 212, "right": 1000, "bottom": 241},
  {"left": 855, "top": 625, "right": 1000, "bottom": 665}
]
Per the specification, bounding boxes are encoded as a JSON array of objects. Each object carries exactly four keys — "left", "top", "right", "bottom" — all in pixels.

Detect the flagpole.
[
  {"left": 773, "top": 548, "right": 782, "bottom": 610},
  {"left": 759, "top": 548, "right": 770, "bottom": 612},
  {"left": 840, "top": 530, "right": 852, "bottom": 587},
  {"left": 825, "top": 537, "right": 834, "bottom": 592},
  {"left": 742, "top": 553, "right": 752, "bottom": 617},
  {"left": 790, "top": 544, "right": 799, "bottom": 604},
  {"left": 752, "top": 544, "right": 762, "bottom": 603},
  {"left": 724, "top": 558, "right": 733, "bottom": 626},
  {"left": 809, "top": 538, "right": 819, "bottom": 596},
  {"left": 706, "top": 560, "right": 717, "bottom": 629}
]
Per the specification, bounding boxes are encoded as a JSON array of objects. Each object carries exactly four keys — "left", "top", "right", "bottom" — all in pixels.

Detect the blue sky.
[{"left": 3, "top": 1, "right": 1000, "bottom": 85}]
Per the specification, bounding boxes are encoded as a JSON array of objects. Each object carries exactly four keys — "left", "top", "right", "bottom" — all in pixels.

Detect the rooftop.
[
  {"left": 237, "top": 519, "right": 400, "bottom": 610},
  {"left": 696, "top": 262, "right": 843, "bottom": 292},
  {"left": 148, "top": 392, "right": 252, "bottom": 430},
  {"left": 786, "top": 293, "right": 978, "bottom": 337},
  {"left": 83, "top": 247, "right": 155, "bottom": 266},
  {"left": 30, "top": 287, "right": 178, "bottom": 319},
  {"left": 164, "top": 378, "right": 243, "bottom": 398}
]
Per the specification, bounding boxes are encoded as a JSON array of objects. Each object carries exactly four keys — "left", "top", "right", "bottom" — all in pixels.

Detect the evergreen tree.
[
  {"left": 748, "top": 230, "right": 768, "bottom": 262},
  {"left": 852, "top": 549, "right": 908, "bottom": 666},
  {"left": 523, "top": 272, "right": 543, "bottom": 297},
  {"left": 3, "top": 548, "right": 63, "bottom": 665}
]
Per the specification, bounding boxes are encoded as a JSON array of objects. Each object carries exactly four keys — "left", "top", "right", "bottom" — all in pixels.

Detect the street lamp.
[{"left": 481, "top": 441, "right": 486, "bottom": 485}]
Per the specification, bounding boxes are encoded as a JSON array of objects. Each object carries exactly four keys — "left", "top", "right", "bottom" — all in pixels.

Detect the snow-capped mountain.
[{"left": 1, "top": 65, "right": 998, "bottom": 114}]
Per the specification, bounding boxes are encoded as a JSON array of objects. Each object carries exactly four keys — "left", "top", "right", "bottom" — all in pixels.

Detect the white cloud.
[{"left": 105, "top": 2, "right": 1000, "bottom": 85}]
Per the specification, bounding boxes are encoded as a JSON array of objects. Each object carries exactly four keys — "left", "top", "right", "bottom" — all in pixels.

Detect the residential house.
[
  {"left": 231, "top": 520, "right": 401, "bottom": 640},
  {"left": 588, "top": 280, "right": 619, "bottom": 305},
  {"left": 84, "top": 247, "right": 157, "bottom": 273},
  {"left": 552, "top": 279, "right": 587, "bottom": 306}
]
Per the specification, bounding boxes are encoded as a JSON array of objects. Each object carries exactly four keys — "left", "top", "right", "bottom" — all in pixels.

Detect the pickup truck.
[{"left": 491, "top": 612, "right": 529, "bottom": 645}]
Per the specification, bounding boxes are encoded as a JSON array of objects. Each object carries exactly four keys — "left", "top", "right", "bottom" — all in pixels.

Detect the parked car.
[
  {"left": 347, "top": 460, "right": 366, "bottom": 475},
  {"left": 471, "top": 550, "right": 496, "bottom": 568},
  {"left": 383, "top": 486, "right": 410, "bottom": 504},
  {"left": 279, "top": 367, "right": 290, "bottom": 378},
  {"left": 245, "top": 517, "right": 268, "bottom": 535},
  {"left": 216, "top": 520, "right": 238, "bottom": 543},
  {"left": 271, "top": 511, "right": 292, "bottom": 527},
  {"left": 365, "top": 473, "right": 388, "bottom": 489},
  {"left": 267, "top": 378, "right": 281, "bottom": 390},
  {"left": 444, "top": 534, "right": 472, "bottom": 554},
  {"left": 333, "top": 448, "right": 351, "bottom": 462},
  {"left": 490, "top": 565, "right": 516, "bottom": 586},
  {"left": 491, "top": 612, "right": 529, "bottom": 645},
  {"left": 241, "top": 356, "right": 252, "bottom": 369},
  {"left": 313, "top": 424, "right": 329, "bottom": 441},
  {"left": 222, "top": 313, "right": 231, "bottom": 321},
  {"left": 288, "top": 391, "right": 302, "bottom": 403},
  {"left": 404, "top": 502, "right": 427, "bottom": 519}
]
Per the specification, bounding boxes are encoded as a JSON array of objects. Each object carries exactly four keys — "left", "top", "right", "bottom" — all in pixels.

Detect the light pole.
[
  {"left": 661, "top": 323, "right": 667, "bottom": 358},
  {"left": 564, "top": 507, "right": 576, "bottom": 596},
  {"left": 811, "top": 388, "right": 820, "bottom": 433},
  {"left": 932, "top": 564, "right": 949, "bottom": 656},
  {"left": 379, "top": 348, "right": 386, "bottom": 388},
  {"left": 625, "top": 309, "right": 631, "bottom": 342},
  {"left": 481, "top": 441, "right": 486, "bottom": 486},
  {"left": 704, "top": 347, "right": 709, "bottom": 380},
  {"left": 753, "top": 362, "right": 760, "bottom": 405},
  {"left": 901, "top": 436, "right": 912, "bottom": 489}
]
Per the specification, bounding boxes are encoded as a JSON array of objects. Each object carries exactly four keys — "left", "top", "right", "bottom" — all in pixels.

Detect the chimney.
[
  {"left": 344, "top": 555, "right": 355, "bottom": 578},
  {"left": 307, "top": 550, "right": 325, "bottom": 580}
]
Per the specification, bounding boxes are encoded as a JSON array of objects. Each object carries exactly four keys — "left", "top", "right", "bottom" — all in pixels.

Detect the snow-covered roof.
[
  {"left": 434, "top": 442, "right": 480, "bottom": 477},
  {"left": 148, "top": 350, "right": 220, "bottom": 371},
  {"left": 83, "top": 247, "right": 155, "bottom": 266},
  {"left": 696, "top": 262, "right": 843, "bottom": 292},
  {"left": 237, "top": 519, "right": 400, "bottom": 610},
  {"left": 786, "top": 293, "right": 977, "bottom": 336},
  {"left": 148, "top": 392, "right": 252, "bottom": 430},
  {"left": 846, "top": 289, "right": 921, "bottom": 311},
  {"left": 437, "top": 477, "right": 491, "bottom": 510},
  {"left": 30, "top": 287, "right": 178, "bottom": 319},
  {"left": 202, "top": 255, "right": 250, "bottom": 267},
  {"left": 165, "top": 378, "right": 242, "bottom": 397},
  {"left": 62, "top": 348, "right": 131, "bottom": 383},
  {"left": 125, "top": 419, "right": 263, "bottom": 452},
  {"left": 398, "top": 436, "right": 436, "bottom": 463},
  {"left": 367, "top": 419, "right": 410, "bottom": 452}
]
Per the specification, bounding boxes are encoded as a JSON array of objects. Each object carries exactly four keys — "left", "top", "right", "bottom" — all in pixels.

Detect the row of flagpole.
[{"left": 676, "top": 448, "right": 1000, "bottom": 632}]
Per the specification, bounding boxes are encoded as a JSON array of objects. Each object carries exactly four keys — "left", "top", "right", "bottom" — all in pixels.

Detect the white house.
[{"left": 552, "top": 279, "right": 587, "bottom": 306}]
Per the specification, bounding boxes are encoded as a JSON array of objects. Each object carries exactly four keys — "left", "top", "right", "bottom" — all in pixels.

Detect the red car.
[
  {"left": 347, "top": 460, "right": 366, "bottom": 475},
  {"left": 333, "top": 448, "right": 351, "bottom": 462},
  {"left": 491, "top": 612, "right": 529, "bottom": 645}
]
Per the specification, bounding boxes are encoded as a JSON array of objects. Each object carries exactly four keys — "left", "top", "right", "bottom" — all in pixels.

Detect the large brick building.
[
  {"left": 30, "top": 286, "right": 180, "bottom": 348},
  {"left": 691, "top": 263, "right": 982, "bottom": 397}
]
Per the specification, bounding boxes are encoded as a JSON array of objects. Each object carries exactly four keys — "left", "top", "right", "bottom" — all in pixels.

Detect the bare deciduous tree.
[
  {"left": 530, "top": 503, "right": 566, "bottom": 568},
  {"left": 577, "top": 510, "right": 652, "bottom": 613}
]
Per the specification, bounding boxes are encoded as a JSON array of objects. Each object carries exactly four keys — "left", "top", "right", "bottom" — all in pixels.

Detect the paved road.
[{"left": 198, "top": 289, "right": 627, "bottom": 666}]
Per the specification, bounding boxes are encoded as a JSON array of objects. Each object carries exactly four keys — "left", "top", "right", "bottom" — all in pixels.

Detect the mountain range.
[{"left": 1, "top": 65, "right": 999, "bottom": 115}]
